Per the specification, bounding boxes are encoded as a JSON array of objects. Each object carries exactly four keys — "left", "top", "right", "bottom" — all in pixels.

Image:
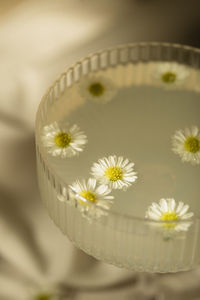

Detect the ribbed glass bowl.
[{"left": 35, "top": 43, "right": 200, "bottom": 273}]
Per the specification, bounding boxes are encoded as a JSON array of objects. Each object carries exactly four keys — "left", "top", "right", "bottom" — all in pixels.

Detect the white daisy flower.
[
  {"left": 91, "top": 155, "right": 137, "bottom": 190},
  {"left": 79, "top": 75, "right": 117, "bottom": 103},
  {"left": 172, "top": 126, "right": 200, "bottom": 165},
  {"left": 153, "top": 62, "right": 190, "bottom": 87},
  {"left": 69, "top": 178, "right": 114, "bottom": 218},
  {"left": 145, "top": 198, "right": 194, "bottom": 232},
  {"left": 41, "top": 121, "right": 87, "bottom": 158}
]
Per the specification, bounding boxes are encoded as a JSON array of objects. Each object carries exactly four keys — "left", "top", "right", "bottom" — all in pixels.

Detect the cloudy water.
[{"left": 42, "top": 63, "right": 200, "bottom": 219}]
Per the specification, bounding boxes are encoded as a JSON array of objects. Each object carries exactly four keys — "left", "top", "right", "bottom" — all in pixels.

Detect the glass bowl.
[{"left": 35, "top": 42, "right": 200, "bottom": 273}]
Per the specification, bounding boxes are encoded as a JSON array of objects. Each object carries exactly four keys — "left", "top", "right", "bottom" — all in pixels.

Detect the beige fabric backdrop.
[{"left": 0, "top": 1, "right": 200, "bottom": 299}]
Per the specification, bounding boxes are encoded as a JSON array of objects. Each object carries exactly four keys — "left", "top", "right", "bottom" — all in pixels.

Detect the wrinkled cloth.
[{"left": 0, "top": 0, "right": 200, "bottom": 299}]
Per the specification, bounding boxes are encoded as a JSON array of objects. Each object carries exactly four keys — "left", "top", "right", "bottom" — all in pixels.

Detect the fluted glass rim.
[{"left": 35, "top": 41, "right": 200, "bottom": 224}]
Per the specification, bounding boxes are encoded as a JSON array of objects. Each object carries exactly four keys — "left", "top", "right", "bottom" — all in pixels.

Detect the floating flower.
[
  {"left": 172, "top": 126, "right": 200, "bottom": 165},
  {"left": 153, "top": 62, "right": 190, "bottom": 87},
  {"left": 145, "top": 198, "right": 194, "bottom": 232},
  {"left": 91, "top": 155, "right": 137, "bottom": 190},
  {"left": 41, "top": 121, "right": 87, "bottom": 158},
  {"left": 79, "top": 75, "right": 116, "bottom": 103},
  {"left": 69, "top": 178, "right": 114, "bottom": 218}
]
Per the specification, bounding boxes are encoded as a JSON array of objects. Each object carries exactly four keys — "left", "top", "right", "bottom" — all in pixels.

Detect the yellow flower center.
[
  {"left": 184, "top": 136, "right": 200, "bottom": 153},
  {"left": 162, "top": 72, "right": 176, "bottom": 83},
  {"left": 80, "top": 190, "right": 97, "bottom": 205},
  {"left": 54, "top": 132, "right": 72, "bottom": 148},
  {"left": 35, "top": 294, "right": 52, "bottom": 300},
  {"left": 105, "top": 167, "right": 123, "bottom": 181},
  {"left": 160, "top": 212, "right": 178, "bottom": 229},
  {"left": 89, "top": 82, "right": 104, "bottom": 96}
]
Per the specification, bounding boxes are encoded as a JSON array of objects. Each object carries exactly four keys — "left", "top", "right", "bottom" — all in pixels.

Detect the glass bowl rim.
[{"left": 35, "top": 41, "right": 200, "bottom": 224}]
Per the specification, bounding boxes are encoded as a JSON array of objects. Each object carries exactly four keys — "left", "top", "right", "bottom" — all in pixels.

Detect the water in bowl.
[{"left": 42, "top": 62, "right": 200, "bottom": 219}]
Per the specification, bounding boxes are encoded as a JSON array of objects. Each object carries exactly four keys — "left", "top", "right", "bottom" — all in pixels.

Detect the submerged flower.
[
  {"left": 91, "top": 155, "right": 137, "bottom": 190},
  {"left": 79, "top": 75, "right": 116, "bottom": 103},
  {"left": 41, "top": 121, "right": 87, "bottom": 158},
  {"left": 153, "top": 62, "right": 190, "bottom": 87},
  {"left": 145, "top": 198, "right": 194, "bottom": 231},
  {"left": 172, "top": 126, "right": 200, "bottom": 165},
  {"left": 69, "top": 178, "right": 114, "bottom": 218}
]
